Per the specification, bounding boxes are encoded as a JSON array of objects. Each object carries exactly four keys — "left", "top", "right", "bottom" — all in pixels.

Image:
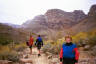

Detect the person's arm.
[
  {"left": 60, "top": 48, "right": 63, "bottom": 62},
  {"left": 35, "top": 39, "right": 38, "bottom": 46},
  {"left": 74, "top": 47, "right": 79, "bottom": 63},
  {"left": 36, "top": 39, "right": 38, "bottom": 43}
]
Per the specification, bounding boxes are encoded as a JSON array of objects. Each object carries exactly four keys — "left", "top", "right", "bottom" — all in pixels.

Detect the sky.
[{"left": 0, "top": 0, "right": 96, "bottom": 25}]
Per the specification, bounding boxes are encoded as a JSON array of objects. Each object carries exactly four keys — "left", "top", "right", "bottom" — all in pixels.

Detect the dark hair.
[{"left": 38, "top": 35, "right": 41, "bottom": 37}]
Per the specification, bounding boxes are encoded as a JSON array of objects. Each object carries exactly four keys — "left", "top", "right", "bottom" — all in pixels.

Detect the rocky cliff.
[{"left": 21, "top": 5, "right": 96, "bottom": 40}]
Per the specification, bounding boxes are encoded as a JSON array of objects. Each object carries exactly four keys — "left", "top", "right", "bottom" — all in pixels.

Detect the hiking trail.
[
  {"left": 20, "top": 47, "right": 96, "bottom": 64},
  {"left": 20, "top": 47, "right": 50, "bottom": 64}
]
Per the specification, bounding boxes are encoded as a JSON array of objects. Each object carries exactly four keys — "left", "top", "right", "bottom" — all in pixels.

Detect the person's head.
[
  {"left": 30, "top": 35, "right": 32, "bottom": 37},
  {"left": 38, "top": 35, "right": 41, "bottom": 37},
  {"left": 65, "top": 36, "right": 72, "bottom": 43}
]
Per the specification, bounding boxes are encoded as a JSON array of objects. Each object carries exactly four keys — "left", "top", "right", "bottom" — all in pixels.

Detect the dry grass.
[{"left": 0, "top": 43, "right": 27, "bottom": 62}]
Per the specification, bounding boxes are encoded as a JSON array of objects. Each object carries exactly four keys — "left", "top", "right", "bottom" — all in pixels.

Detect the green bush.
[{"left": 0, "top": 36, "right": 13, "bottom": 45}]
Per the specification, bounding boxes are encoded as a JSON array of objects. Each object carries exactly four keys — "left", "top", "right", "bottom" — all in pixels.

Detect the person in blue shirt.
[
  {"left": 35, "top": 35, "right": 43, "bottom": 57},
  {"left": 60, "top": 36, "right": 79, "bottom": 64}
]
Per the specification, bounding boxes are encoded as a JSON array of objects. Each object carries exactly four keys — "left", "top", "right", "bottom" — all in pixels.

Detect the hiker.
[
  {"left": 60, "top": 36, "right": 79, "bottom": 64},
  {"left": 35, "top": 35, "right": 43, "bottom": 56},
  {"left": 29, "top": 35, "right": 34, "bottom": 54}
]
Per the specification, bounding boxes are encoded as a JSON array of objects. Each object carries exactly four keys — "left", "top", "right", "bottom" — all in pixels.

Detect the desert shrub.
[
  {"left": 0, "top": 34, "right": 13, "bottom": 45},
  {"left": 14, "top": 43, "right": 27, "bottom": 52},
  {"left": 88, "top": 35, "right": 96, "bottom": 46},
  {"left": 57, "top": 38, "right": 65, "bottom": 45},
  {"left": 42, "top": 43, "right": 52, "bottom": 53},
  {"left": 72, "top": 32, "right": 96, "bottom": 47},
  {"left": 0, "top": 45, "right": 10, "bottom": 53},
  {"left": 0, "top": 43, "right": 26, "bottom": 62},
  {"left": 76, "top": 39, "right": 87, "bottom": 47},
  {"left": 42, "top": 42, "right": 62, "bottom": 55},
  {"left": 0, "top": 39, "right": 12, "bottom": 45},
  {"left": 49, "top": 45, "right": 62, "bottom": 54},
  {"left": 90, "top": 46, "right": 96, "bottom": 56},
  {"left": 72, "top": 32, "right": 88, "bottom": 43},
  {"left": 0, "top": 51, "right": 19, "bottom": 62}
]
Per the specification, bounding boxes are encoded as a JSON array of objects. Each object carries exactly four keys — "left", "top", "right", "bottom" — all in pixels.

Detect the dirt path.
[
  {"left": 20, "top": 47, "right": 95, "bottom": 64},
  {"left": 20, "top": 47, "right": 50, "bottom": 64}
]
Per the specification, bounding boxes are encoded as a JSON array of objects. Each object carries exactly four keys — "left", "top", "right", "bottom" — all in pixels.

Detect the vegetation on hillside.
[
  {"left": 42, "top": 29, "right": 96, "bottom": 55},
  {"left": 0, "top": 23, "right": 30, "bottom": 45},
  {"left": 0, "top": 43, "right": 27, "bottom": 62}
]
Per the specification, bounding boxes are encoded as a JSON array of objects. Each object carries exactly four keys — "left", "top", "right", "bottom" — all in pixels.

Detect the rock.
[
  {"left": 22, "top": 54, "right": 30, "bottom": 59},
  {"left": 21, "top": 15, "right": 47, "bottom": 32},
  {"left": 90, "top": 45, "right": 96, "bottom": 56},
  {"left": 24, "top": 54, "right": 29, "bottom": 59},
  {"left": 79, "top": 47, "right": 85, "bottom": 51},
  {"left": 21, "top": 9, "right": 86, "bottom": 40},
  {"left": 92, "top": 45, "right": 96, "bottom": 49},
  {"left": 18, "top": 52, "right": 23, "bottom": 58},
  {"left": 69, "top": 4, "right": 96, "bottom": 34},
  {"left": 51, "top": 58, "right": 59, "bottom": 64},
  {"left": 25, "top": 63, "right": 32, "bottom": 64},
  {"left": 73, "top": 10, "right": 86, "bottom": 22},
  {"left": 84, "top": 45, "right": 90, "bottom": 50},
  {"left": 88, "top": 5, "right": 96, "bottom": 16},
  {"left": 45, "top": 9, "right": 86, "bottom": 29},
  {"left": 45, "top": 52, "right": 52, "bottom": 56},
  {"left": 48, "top": 55, "right": 52, "bottom": 59},
  {"left": 20, "top": 59, "right": 33, "bottom": 64},
  {"left": 21, "top": 5, "right": 96, "bottom": 40},
  {"left": 0, "top": 60, "right": 13, "bottom": 64}
]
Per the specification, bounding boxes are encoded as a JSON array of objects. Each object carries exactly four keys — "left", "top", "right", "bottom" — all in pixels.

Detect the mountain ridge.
[
  {"left": 1, "top": 5, "right": 96, "bottom": 41},
  {"left": 21, "top": 8, "right": 88, "bottom": 40}
]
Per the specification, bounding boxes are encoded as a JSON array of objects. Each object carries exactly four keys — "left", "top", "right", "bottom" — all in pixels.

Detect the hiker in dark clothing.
[
  {"left": 35, "top": 35, "right": 43, "bottom": 56},
  {"left": 60, "top": 36, "right": 79, "bottom": 64}
]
